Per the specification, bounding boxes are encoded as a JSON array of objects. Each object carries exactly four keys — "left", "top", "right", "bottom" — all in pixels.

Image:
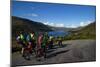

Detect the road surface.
[{"left": 11, "top": 40, "right": 96, "bottom": 66}]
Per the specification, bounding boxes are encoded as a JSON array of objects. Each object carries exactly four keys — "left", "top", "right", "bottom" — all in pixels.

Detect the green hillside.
[
  {"left": 12, "top": 16, "right": 52, "bottom": 37},
  {"left": 66, "top": 21, "right": 96, "bottom": 40}
]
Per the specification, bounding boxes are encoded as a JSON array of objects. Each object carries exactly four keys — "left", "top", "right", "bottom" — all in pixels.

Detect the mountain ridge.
[{"left": 12, "top": 16, "right": 52, "bottom": 37}]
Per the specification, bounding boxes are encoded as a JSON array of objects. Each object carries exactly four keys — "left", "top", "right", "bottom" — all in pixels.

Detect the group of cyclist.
[{"left": 16, "top": 31, "right": 63, "bottom": 60}]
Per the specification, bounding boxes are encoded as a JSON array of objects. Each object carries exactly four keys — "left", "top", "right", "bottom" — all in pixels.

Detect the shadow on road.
[
  {"left": 46, "top": 49, "right": 70, "bottom": 58},
  {"left": 53, "top": 44, "right": 70, "bottom": 48},
  {"left": 46, "top": 44, "right": 70, "bottom": 53}
]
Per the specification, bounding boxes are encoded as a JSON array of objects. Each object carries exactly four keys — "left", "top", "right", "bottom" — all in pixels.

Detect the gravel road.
[{"left": 11, "top": 39, "right": 96, "bottom": 66}]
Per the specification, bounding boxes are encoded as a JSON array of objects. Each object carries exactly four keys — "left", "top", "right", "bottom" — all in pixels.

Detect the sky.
[{"left": 11, "top": 1, "right": 96, "bottom": 28}]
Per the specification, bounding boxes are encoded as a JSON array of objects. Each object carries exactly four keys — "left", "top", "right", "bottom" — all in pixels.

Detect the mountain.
[
  {"left": 50, "top": 26, "right": 74, "bottom": 32},
  {"left": 49, "top": 25, "right": 84, "bottom": 32},
  {"left": 12, "top": 16, "right": 52, "bottom": 37},
  {"left": 66, "top": 21, "right": 96, "bottom": 39}
]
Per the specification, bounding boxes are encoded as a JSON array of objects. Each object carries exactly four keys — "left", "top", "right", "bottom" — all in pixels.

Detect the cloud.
[
  {"left": 49, "top": 23, "right": 55, "bottom": 26},
  {"left": 43, "top": 22, "right": 64, "bottom": 27},
  {"left": 43, "top": 22, "right": 49, "bottom": 25},
  {"left": 44, "top": 20, "right": 94, "bottom": 28},
  {"left": 80, "top": 22, "right": 85, "bottom": 26},
  {"left": 55, "top": 23, "right": 64, "bottom": 27},
  {"left": 31, "top": 13, "right": 38, "bottom": 17},
  {"left": 80, "top": 20, "right": 93, "bottom": 27},
  {"left": 66, "top": 24, "right": 78, "bottom": 28},
  {"left": 65, "top": 20, "right": 93, "bottom": 28},
  {"left": 22, "top": 13, "right": 38, "bottom": 17}
]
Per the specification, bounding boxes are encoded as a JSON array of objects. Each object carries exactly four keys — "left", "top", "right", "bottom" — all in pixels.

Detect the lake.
[{"left": 48, "top": 31, "right": 69, "bottom": 37}]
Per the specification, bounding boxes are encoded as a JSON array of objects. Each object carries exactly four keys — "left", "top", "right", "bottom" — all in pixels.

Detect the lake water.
[{"left": 48, "top": 31, "right": 69, "bottom": 37}]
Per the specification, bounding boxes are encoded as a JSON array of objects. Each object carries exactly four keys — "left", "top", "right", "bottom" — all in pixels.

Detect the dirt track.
[{"left": 11, "top": 40, "right": 96, "bottom": 66}]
